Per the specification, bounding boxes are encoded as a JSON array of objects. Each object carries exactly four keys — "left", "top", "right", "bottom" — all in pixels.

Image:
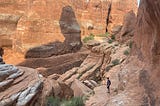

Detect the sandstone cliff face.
[
  {"left": 106, "top": 0, "right": 160, "bottom": 105},
  {"left": 134, "top": 0, "right": 160, "bottom": 64},
  {"left": 0, "top": 0, "right": 27, "bottom": 47},
  {"left": 133, "top": 0, "right": 160, "bottom": 105},
  {"left": 0, "top": 0, "right": 137, "bottom": 53},
  {"left": 107, "top": 0, "right": 137, "bottom": 32}
]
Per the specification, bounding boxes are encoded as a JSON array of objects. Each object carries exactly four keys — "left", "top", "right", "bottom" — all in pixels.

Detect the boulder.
[
  {"left": 83, "top": 80, "right": 98, "bottom": 89},
  {"left": 71, "top": 79, "right": 92, "bottom": 97},
  {"left": 40, "top": 78, "right": 73, "bottom": 105},
  {"left": 117, "top": 10, "right": 136, "bottom": 42},
  {"left": 111, "top": 25, "right": 122, "bottom": 36}
]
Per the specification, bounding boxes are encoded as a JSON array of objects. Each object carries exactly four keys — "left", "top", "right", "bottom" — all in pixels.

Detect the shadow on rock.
[{"left": 25, "top": 6, "right": 82, "bottom": 58}]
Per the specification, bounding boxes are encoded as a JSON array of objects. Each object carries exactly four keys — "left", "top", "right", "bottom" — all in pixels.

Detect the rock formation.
[
  {"left": 0, "top": 0, "right": 137, "bottom": 54},
  {"left": 0, "top": 59, "right": 75, "bottom": 106},
  {"left": 133, "top": 0, "right": 160, "bottom": 105},
  {"left": 24, "top": 5, "right": 82, "bottom": 58},
  {"left": 101, "top": 0, "right": 160, "bottom": 105},
  {"left": 19, "top": 52, "right": 88, "bottom": 76},
  {"left": 114, "top": 10, "right": 136, "bottom": 42}
]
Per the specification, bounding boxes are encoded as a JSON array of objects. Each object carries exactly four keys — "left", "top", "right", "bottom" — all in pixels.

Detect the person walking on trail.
[{"left": 106, "top": 77, "right": 111, "bottom": 93}]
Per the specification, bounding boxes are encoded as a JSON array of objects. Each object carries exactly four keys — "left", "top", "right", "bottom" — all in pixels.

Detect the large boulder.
[
  {"left": 71, "top": 79, "right": 92, "bottom": 97},
  {"left": 107, "top": 0, "right": 137, "bottom": 32},
  {"left": 115, "top": 10, "right": 136, "bottom": 42}
]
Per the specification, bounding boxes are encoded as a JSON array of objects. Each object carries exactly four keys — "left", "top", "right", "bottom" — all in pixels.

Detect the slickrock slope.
[
  {"left": 0, "top": 56, "right": 74, "bottom": 106},
  {"left": 0, "top": 56, "right": 43, "bottom": 106}
]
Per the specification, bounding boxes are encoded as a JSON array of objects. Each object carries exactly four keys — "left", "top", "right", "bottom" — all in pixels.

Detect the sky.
[{"left": 137, "top": 0, "right": 140, "bottom": 6}]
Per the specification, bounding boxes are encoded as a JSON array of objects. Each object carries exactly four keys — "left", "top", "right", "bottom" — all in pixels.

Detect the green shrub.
[
  {"left": 123, "top": 49, "right": 130, "bottom": 56},
  {"left": 129, "top": 41, "right": 133, "bottom": 48},
  {"left": 105, "top": 65, "right": 113, "bottom": 72},
  {"left": 83, "top": 34, "right": 94, "bottom": 43},
  {"left": 108, "top": 39, "right": 113, "bottom": 44},
  {"left": 111, "top": 35, "right": 115, "bottom": 40},
  {"left": 46, "top": 97, "right": 60, "bottom": 106},
  {"left": 89, "top": 33, "right": 95, "bottom": 37},
  {"left": 96, "top": 32, "right": 110, "bottom": 37},
  {"left": 112, "top": 59, "right": 120, "bottom": 66},
  {"left": 69, "top": 97, "right": 84, "bottom": 106},
  {"left": 46, "top": 97, "right": 84, "bottom": 106},
  {"left": 62, "top": 97, "right": 84, "bottom": 106}
]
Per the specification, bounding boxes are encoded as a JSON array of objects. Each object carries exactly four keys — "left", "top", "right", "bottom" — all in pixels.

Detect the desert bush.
[
  {"left": 68, "top": 97, "right": 84, "bottom": 106},
  {"left": 107, "top": 39, "right": 113, "bottom": 44},
  {"left": 128, "top": 40, "right": 133, "bottom": 48},
  {"left": 62, "top": 97, "right": 84, "bottom": 106},
  {"left": 123, "top": 49, "right": 130, "bottom": 56},
  {"left": 46, "top": 97, "right": 60, "bottom": 106},
  {"left": 96, "top": 32, "right": 110, "bottom": 37},
  {"left": 105, "top": 65, "right": 113, "bottom": 72},
  {"left": 83, "top": 34, "right": 94, "bottom": 43},
  {"left": 46, "top": 96, "right": 84, "bottom": 106},
  {"left": 112, "top": 59, "right": 120, "bottom": 66},
  {"left": 111, "top": 35, "right": 115, "bottom": 40}
]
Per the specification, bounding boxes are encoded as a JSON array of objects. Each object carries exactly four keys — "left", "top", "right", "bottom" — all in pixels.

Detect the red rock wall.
[
  {"left": 107, "top": 0, "right": 137, "bottom": 32},
  {"left": 134, "top": 0, "right": 160, "bottom": 105},
  {"left": 0, "top": 0, "right": 137, "bottom": 53},
  {"left": 134, "top": 0, "right": 160, "bottom": 64}
]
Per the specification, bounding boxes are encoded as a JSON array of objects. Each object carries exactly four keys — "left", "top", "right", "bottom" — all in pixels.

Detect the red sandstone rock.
[
  {"left": 133, "top": 0, "right": 160, "bottom": 105},
  {"left": 71, "top": 79, "right": 92, "bottom": 97},
  {"left": 0, "top": 0, "right": 137, "bottom": 54}
]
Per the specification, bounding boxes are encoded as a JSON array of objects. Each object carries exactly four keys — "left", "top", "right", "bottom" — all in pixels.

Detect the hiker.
[{"left": 106, "top": 77, "right": 111, "bottom": 93}]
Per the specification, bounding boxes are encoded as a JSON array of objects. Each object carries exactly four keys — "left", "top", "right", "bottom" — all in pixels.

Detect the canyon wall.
[
  {"left": 0, "top": 0, "right": 137, "bottom": 53},
  {"left": 133, "top": 0, "right": 160, "bottom": 105}
]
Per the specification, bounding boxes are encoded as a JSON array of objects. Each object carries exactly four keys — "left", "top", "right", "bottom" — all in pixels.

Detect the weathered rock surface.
[
  {"left": 107, "top": 0, "right": 137, "bottom": 32},
  {"left": 71, "top": 79, "right": 92, "bottom": 97},
  {"left": 23, "top": 5, "right": 82, "bottom": 57},
  {"left": 100, "top": 0, "right": 160, "bottom": 106},
  {"left": 133, "top": 0, "right": 160, "bottom": 105},
  {"left": 0, "top": 60, "right": 75, "bottom": 106},
  {"left": 85, "top": 85, "right": 109, "bottom": 106},
  {"left": 115, "top": 10, "right": 136, "bottom": 42},
  {"left": 0, "top": 64, "right": 43, "bottom": 106},
  {"left": 0, "top": 0, "right": 137, "bottom": 53},
  {"left": 19, "top": 52, "right": 88, "bottom": 76}
]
